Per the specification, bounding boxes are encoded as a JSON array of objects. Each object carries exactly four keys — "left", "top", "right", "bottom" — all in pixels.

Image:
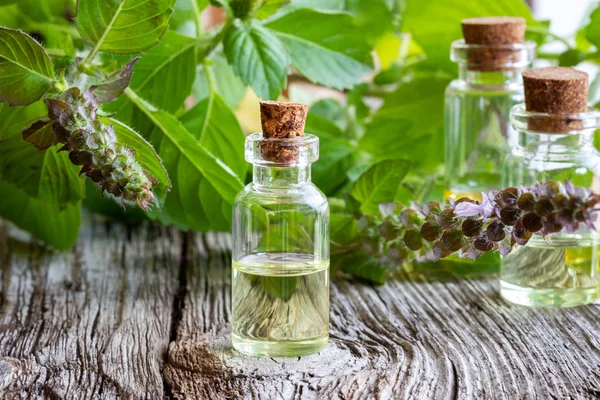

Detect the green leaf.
[
  {"left": 280, "top": 0, "right": 344, "bottom": 12},
  {"left": 0, "top": 28, "right": 55, "bottom": 106},
  {"left": 75, "top": 0, "right": 176, "bottom": 54},
  {"left": 346, "top": 0, "right": 394, "bottom": 44},
  {"left": 102, "top": 117, "right": 171, "bottom": 191},
  {"left": 402, "top": 0, "right": 536, "bottom": 72},
  {"left": 194, "top": 52, "right": 246, "bottom": 109},
  {"left": 261, "top": 275, "right": 297, "bottom": 300},
  {"left": 106, "top": 31, "right": 197, "bottom": 126},
  {"left": 410, "top": 252, "right": 500, "bottom": 278},
  {"left": 170, "top": 0, "right": 209, "bottom": 35},
  {"left": 306, "top": 112, "right": 355, "bottom": 195},
  {"left": 180, "top": 92, "right": 247, "bottom": 179},
  {"left": 17, "top": 0, "right": 74, "bottom": 21},
  {"left": 330, "top": 212, "right": 360, "bottom": 251},
  {"left": 255, "top": 0, "right": 290, "bottom": 19},
  {"left": 0, "top": 181, "right": 81, "bottom": 251},
  {"left": 360, "top": 74, "right": 451, "bottom": 167},
  {"left": 335, "top": 251, "right": 389, "bottom": 284},
  {"left": 223, "top": 19, "right": 290, "bottom": 99},
  {"left": 0, "top": 132, "right": 84, "bottom": 206},
  {"left": 351, "top": 159, "right": 411, "bottom": 215},
  {"left": 0, "top": 0, "right": 18, "bottom": 5},
  {"left": 125, "top": 89, "right": 244, "bottom": 231},
  {"left": 266, "top": 9, "right": 372, "bottom": 90},
  {"left": 0, "top": 103, "right": 83, "bottom": 206},
  {"left": 586, "top": 6, "right": 600, "bottom": 48},
  {"left": 558, "top": 49, "right": 586, "bottom": 67}
]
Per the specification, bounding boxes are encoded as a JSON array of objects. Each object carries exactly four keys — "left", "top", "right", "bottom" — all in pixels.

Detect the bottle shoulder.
[
  {"left": 446, "top": 79, "right": 524, "bottom": 97},
  {"left": 234, "top": 183, "right": 329, "bottom": 211}
]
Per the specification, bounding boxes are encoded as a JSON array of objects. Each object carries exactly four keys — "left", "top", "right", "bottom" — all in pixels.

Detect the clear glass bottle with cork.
[
  {"left": 502, "top": 67, "right": 600, "bottom": 307},
  {"left": 445, "top": 17, "right": 536, "bottom": 200},
  {"left": 232, "top": 101, "right": 329, "bottom": 356}
]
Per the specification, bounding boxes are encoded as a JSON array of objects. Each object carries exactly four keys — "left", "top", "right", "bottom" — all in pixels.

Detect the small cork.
[
  {"left": 523, "top": 67, "right": 589, "bottom": 133},
  {"left": 259, "top": 101, "right": 308, "bottom": 164},
  {"left": 461, "top": 16, "right": 526, "bottom": 71}
]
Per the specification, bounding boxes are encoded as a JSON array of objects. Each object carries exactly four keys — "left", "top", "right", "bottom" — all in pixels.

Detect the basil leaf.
[
  {"left": 194, "top": 52, "right": 246, "bottom": 109},
  {"left": 0, "top": 103, "right": 83, "bottom": 206},
  {"left": 586, "top": 6, "right": 600, "bottom": 48},
  {"left": 403, "top": 0, "right": 537, "bottom": 72},
  {"left": 0, "top": 181, "right": 81, "bottom": 251},
  {"left": 0, "top": 28, "right": 54, "bottom": 106},
  {"left": 125, "top": 89, "right": 244, "bottom": 231},
  {"left": 351, "top": 159, "right": 411, "bottom": 215},
  {"left": 266, "top": 9, "right": 373, "bottom": 90},
  {"left": 255, "top": 0, "right": 290, "bottom": 19},
  {"left": 335, "top": 251, "right": 390, "bottom": 284},
  {"left": 75, "top": 0, "right": 176, "bottom": 54},
  {"left": 106, "top": 31, "right": 197, "bottom": 129},
  {"left": 360, "top": 74, "right": 451, "bottom": 168},
  {"left": 180, "top": 92, "right": 247, "bottom": 179},
  {"left": 223, "top": 19, "right": 290, "bottom": 100},
  {"left": 306, "top": 112, "right": 355, "bottom": 195}
]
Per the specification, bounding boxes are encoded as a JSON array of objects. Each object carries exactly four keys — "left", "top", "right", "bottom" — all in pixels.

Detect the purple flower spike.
[{"left": 354, "top": 181, "right": 600, "bottom": 269}]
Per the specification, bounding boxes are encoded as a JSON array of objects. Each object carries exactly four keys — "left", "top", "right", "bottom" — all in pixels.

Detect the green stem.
[
  {"left": 80, "top": 0, "right": 126, "bottom": 69},
  {"left": 190, "top": 0, "right": 204, "bottom": 38},
  {"left": 204, "top": 59, "right": 217, "bottom": 94},
  {"left": 198, "top": 60, "right": 216, "bottom": 138},
  {"left": 81, "top": 42, "right": 102, "bottom": 68},
  {"left": 197, "top": 19, "right": 232, "bottom": 61}
]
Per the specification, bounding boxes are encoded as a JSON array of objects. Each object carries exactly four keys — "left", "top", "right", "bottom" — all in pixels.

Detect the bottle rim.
[
  {"left": 450, "top": 39, "right": 536, "bottom": 69},
  {"left": 510, "top": 104, "right": 600, "bottom": 134},
  {"left": 245, "top": 132, "right": 319, "bottom": 166}
]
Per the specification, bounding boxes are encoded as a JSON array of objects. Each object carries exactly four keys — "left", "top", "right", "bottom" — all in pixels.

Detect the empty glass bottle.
[
  {"left": 444, "top": 18, "right": 536, "bottom": 200},
  {"left": 232, "top": 104, "right": 329, "bottom": 357}
]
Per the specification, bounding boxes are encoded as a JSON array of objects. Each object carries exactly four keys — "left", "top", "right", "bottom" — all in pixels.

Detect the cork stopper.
[
  {"left": 460, "top": 16, "right": 526, "bottom": 71},
  {"left": 259, "top": 101, "right": 308, "bottom": 164},
  {"left": 522, "top": 67, "right": 589, "bottom": 133}
]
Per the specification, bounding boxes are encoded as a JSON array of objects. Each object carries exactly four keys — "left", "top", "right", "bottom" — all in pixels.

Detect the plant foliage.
[{"left": 0, "top": 0, "right": 596, "bottom": 283}]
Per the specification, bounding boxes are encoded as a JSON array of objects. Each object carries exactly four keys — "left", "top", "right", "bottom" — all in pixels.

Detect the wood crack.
[
  {"left": 164, "top": 231, "right": 190, "bottom": 398},
  {"left": 2, "top": 222, "right": 600, "bottom": 399}
]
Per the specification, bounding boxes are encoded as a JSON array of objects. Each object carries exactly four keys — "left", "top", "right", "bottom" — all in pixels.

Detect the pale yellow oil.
[
  {"left": 501, "top": 234, "right": 600, "bottom": 307},
  {"left": 232, "top": 252, "right": 329, "bottom": 357},
  {"left": 444, "top": 188, "right": 483, "bottom": 201}
]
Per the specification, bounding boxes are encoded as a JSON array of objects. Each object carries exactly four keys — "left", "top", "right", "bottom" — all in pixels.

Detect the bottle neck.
[
  {"left": 458, "top": 64, "right": 524, "bottom": 87},
  {"left": 513, "top": 129, "right": 597, "bottom": 157},
  {"left": 252, "top": 165, "right": 311, "bottom": 188}
]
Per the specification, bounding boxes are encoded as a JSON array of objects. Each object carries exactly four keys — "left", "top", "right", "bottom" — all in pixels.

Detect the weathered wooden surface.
[
  {"left": 2, "top": 221, "right": 600, "bottom": 399},
  {"left": 163, "top": 234, "right": 600, "bottom": 399},
  {"left": 0, "top": 221, "right": 182, "bottom": 399}
]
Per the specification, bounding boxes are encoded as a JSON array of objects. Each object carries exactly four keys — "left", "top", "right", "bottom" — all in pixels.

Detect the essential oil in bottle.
[
  {"left": 501, "top": 67, "right": 600, "bottom": 307},
  {"left": 502, "top": 235, "right": 600, "bottom": 307},
  {"left": 231, "top": 101, "right": 329, "bottom": 356},
  {"left": 444, "top": 17, "right": 536, "bottom": 200}
]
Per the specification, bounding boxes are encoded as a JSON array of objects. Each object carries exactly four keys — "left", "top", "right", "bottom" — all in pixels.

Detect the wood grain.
[
  {"left": 0, "top": 220, "right": 182, "bottom": 399},
  {"left": 2, "top": 222, "right": 599, "bottom": 399},
  {"left": 164, "top": 233, "right": 600, "bottom": 399}
]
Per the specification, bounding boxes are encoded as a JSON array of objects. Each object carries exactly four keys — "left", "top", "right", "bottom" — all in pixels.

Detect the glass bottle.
[
  {"left": 501, "top": 105, "right": 600, "bottom": 307},
  {"left": 444, "top": 38, "right": 536, "bottom": 200},
  {"left": 232, "top": 128, "right": 329, "bottom": 357}
]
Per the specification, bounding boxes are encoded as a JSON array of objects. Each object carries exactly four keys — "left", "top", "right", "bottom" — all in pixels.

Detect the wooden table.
[{"left": 1, "top": 219, "right": 599, "bottom": 399}]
